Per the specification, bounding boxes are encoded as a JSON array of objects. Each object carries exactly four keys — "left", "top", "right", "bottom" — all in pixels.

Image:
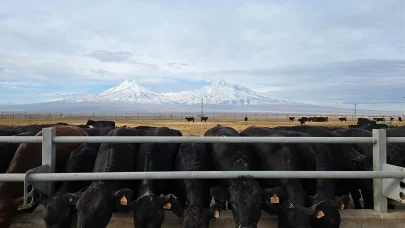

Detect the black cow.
[
  {"left": 300, "top": 117, "right": 309, "bottom": 122},
  {"left": 399, "top": 117, "right": 402, "bottom": 122},
  {"left": 299, "top": 118, "right": 306, "bottom": 125},
  {"left": 289, "top": 117, "right": 295, "bottom": 122},
  {"left": 338, "top": 117, "right": 347, "bottom": 122},
  {"left": 86, "top": 119, "right": 116, "bottom": 128},
  {"left": 204, "top": 125, "right": 268, "bottom": 228},
  {"left": 41, "top": 143, "right": 101, "bottom": 228},
  {"left": 333, "top": 128, "right": 401, "bottom": 209},
  {"left": 185, "top": 117, "right": 195, "bottom": 122},
  {"left": 64, "top": 128, "right": 142, "bottom": 228},
  {"left": 171, "top": 142, "right": 219, "bottom": 228},
  {"left": 201, "top": 117, "right": 209, "bottom": 122},
  {"left": 244, "top": 117, "right": 248, "bottom": 122},
  {"left": 130, "top": 127, "right": 182, "bottom": 228},
  {"left": 275, "top": 126, "right": 369, "bottom": 209},
  {"left": 356, "top": 118, "right": 379, "bottom": 130},
  {"left": 240, "top": 127, "right": 348, "bottom": 228},
  {"left": 82, "top": 126, "right": 115, "bottom": 136},
  {"left": 390, "top": 117, "right": 394, "bottom": 121}
]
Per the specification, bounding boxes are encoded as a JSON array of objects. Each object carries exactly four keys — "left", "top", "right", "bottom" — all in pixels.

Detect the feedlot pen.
[{"left": 2, "top": 128, "right": 405, "bottom": 227}]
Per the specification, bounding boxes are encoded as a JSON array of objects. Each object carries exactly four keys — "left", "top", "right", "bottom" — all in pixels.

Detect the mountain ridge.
[{"left": 74, "top": 79, "right": 294, "bottom": 105}]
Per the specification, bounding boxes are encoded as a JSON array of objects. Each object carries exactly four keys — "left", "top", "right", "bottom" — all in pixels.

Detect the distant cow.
[
  {"left": 300, "top": 117, "right": 309, "bottom": 122},
  {"left": 339, "top": 117, "right": 347, "bottom": 122},
  {"left": 313, "top": 117, "right": 329, "bottom": 122},
  {"left": 390, "top": 117, "right": 394, "bottom": 121},
  {"left": 244, "top": 116, "right": 248, "bottom": 122},
  {"left": 86, "top": 119, "right": 116, "bottom": 128},
  {"left": 399, "top": 117, "right": 403, "bottom": 122},
  {"left": 201, "top": 117, "right": 209, "bottom": 122},
  {"left": 289, "top": 117, "right": 295, "bottom": 122},
  {"left": 185, "top": 117, "right": 195, "bottom": 122}
]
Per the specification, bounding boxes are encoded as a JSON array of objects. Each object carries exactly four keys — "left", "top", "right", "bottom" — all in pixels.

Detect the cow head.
[
  {"left": 171, "top": 199, "right": 221, "bottom": 228},
  {"left": 131, "top": 193, "right": 176, "bottom": 228},
  {"left": 41, "top": 193, "right": 76, "bottom": 228},
  {"left": 264, "top": 188, "right": 347, "bottom": 228},
  {"left": 210, "top": 177, "right": 265, "bottom": 228},
  {"left": 0, "top": 194, "right": 24, "bottom": 228},
  {"left": 41, "top": 188, "right": 88, "bottom": 228},
  {"left": 63, "top": 183, "right": 133, "bottom": 228}
]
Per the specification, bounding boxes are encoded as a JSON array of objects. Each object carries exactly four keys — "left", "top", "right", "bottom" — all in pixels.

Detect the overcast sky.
[{"left": 0, "top": 0, "right": 404, "bottom": 107}]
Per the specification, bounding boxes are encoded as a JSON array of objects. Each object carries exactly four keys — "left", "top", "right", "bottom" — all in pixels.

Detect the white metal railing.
[{"left": 1, "top": 128, "right": 405, "bottom": 213}]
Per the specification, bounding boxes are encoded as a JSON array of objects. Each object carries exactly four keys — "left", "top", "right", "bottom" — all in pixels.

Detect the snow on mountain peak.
[
  {"left": 75, "top": 79, "right": 290, "bottom": 105},
  {"left": 109, "top": 79, "right": 149, "bottom": 93}
]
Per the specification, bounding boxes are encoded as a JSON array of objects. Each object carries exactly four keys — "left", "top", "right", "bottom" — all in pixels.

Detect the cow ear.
[
  {"left": 160, "top": 194, "right": 176, "bottom": 210},
  {"left": 207, "top": 203, "right": 221, "bottom": 218},
  {"left": 113, "top": 189, "right": 133, "bottom": 206},
  {"left": 210, "top": 187, "right": 229, "bottom": 203},
  {"left": 335, "top": 195, "right": 351, "bottom": 210},
  {"left": 308, "top": 201, "right": 327, "bottom": 219},
  {"left": 62, "top": 192, "right": 82, "bottom": 205},
  {"left": 14, "top": 197, "right": 25, "bottom": 211},
  {"left": 169, "top": 197, "right": 183, "bottom": 217}
]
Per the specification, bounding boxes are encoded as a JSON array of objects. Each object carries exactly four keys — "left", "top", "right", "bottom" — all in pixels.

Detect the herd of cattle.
[{"left": 1, "top": 119, "right": 405, "bottom": 228}]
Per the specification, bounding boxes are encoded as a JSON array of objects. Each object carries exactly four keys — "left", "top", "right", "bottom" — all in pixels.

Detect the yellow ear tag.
[
  {"left": 316, "top": 210, "right": 325, "bottom": 219},
  {"left": 163, "top": 202, "right": 172, "bottom": 209},
  {"left": 16, "top": 204, "right": 24, "bottom": 211},
  {"left": 120, "top": 195, "right": 128, "bottom": 206},
  {"left": 270, "top": 194, "right": 279, "bottom": 204},
  {"left": 214, "top": 210, "right": 220, "bottom": 218}
]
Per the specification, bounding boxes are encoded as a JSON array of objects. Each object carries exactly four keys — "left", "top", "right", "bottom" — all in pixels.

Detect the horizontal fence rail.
[
  {"left": 0, "top": 136, "right": 42, "bottom": 143},
  {"left": 1, "top": 171, "right": 405, "bottom": 182},
  {"left": 0, "top": 136, "right": 379, "bottom": 144},
  {"left": 52, "top": 136, "right": 376, "bottom": 144},
  {"left": 1, "top": 136, "right": 405, "bottom": 144}
]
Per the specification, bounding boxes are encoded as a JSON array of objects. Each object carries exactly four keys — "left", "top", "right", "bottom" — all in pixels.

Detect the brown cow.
[{"left": 0, "top": 125, "right": 88, "bottom": 228}]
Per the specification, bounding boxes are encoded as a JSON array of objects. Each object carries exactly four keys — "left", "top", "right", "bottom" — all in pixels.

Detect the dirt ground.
[{"left": 2, "top": 118, "right": 404, "bottom": 135}]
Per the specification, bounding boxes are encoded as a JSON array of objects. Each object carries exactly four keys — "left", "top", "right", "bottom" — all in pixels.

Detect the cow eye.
[{"left": 0, "top": 214, "right": 6, "bottom": 220}]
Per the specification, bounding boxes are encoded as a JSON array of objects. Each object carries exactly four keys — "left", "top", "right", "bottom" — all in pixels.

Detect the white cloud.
[{"left": 0, "top": 0, "right": 404, "bottom": 106}]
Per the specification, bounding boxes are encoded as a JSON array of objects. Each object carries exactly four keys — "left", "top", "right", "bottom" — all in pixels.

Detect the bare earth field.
[{"left": 2, "top": 119, "right": 405, "bottom": 135}]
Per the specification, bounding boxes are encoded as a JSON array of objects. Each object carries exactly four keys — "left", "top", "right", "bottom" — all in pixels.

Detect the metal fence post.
[
  {"left": 42, "top": 127, "right": 56, "bottom": 196},
  {"left": 373, "top": 129, "right": 388, "bottom": 213}
]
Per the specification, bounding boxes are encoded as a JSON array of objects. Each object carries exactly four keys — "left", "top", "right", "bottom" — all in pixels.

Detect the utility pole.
[
  {"left": 201, "top": 98, "right": 204, "bottom": 117},
  {"left": 57, "top": 94, "right": 70, "bottom": 110},
  {"left": 354, "top": 103, "right": 357, "bottom": 119}
]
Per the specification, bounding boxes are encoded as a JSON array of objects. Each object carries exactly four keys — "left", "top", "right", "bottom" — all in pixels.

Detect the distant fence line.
[{"left": 0, "top": 111, "right": 403, "bottom": 122}]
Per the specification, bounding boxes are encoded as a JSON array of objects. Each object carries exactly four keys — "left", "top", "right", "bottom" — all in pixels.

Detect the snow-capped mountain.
[
  {"left": 75, "top": 79, "right": 291, "bottom": 105},
  {"left": 162, "top": 80, "right": 288, "bottom": 105},
  {"left": 77, "top": 79, "right": 166, "bottom": 104}
]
